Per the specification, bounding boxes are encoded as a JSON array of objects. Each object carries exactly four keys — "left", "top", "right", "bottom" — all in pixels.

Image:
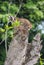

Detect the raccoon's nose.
[
  {"left": 28, "top": 24, "right": 32, "bottom": 30},
  {"left": 28, "top": 26, "right": 31, "bottom": 30}
]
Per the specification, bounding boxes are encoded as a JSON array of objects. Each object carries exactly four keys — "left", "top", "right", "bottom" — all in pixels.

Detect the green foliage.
[
  {"left": 0, "top": 14, "right": 21, "bottom": 40},
  {"left": 18, "top": 0, "right": 44, "bottom": 23},
  {"left": 12, "top": 19, "right": 21, "bottom": 27},
  {"left": 37, "top": 57, "right": 44, "bottom": 65},
  {"left": 0, "top": 28, "right": 5, "bottom": 32},
  {"left": 0, "top": 1, "right": 18, "bottom": 14},
  {"left": 0, "top": 0, "right": 44, "bottom": 65},
  {"left": 0, "top": 44, "right": 6, "bottom": 65}
]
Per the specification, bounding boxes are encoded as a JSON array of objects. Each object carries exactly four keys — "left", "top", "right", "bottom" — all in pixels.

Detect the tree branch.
[{"left": 15, "top": 0, "right": 23, "bottom": 17}]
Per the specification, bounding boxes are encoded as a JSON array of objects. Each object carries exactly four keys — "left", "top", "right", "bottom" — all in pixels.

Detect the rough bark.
[{"left": 4, "top": 33, "right": 42, "bottom": 65}]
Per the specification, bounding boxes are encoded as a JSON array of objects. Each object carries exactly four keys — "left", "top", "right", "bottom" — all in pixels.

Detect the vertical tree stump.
[{"left": 4, "top": 18, "right": 42, "bottom": 65}]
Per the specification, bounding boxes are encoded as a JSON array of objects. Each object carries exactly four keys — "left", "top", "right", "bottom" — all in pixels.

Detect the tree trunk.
[{"left": 4, "top": 33, "right": 42, "bottom": 65}]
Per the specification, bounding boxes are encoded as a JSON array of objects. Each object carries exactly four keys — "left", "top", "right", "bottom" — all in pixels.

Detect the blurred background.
[{"left": 0, "top": 0, "right": 44, "bottom": 65}]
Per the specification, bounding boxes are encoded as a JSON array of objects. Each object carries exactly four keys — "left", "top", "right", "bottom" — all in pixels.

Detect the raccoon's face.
[
  {"left": 9, "top": 16, "right": 32, "bottom": 33},
  {"left": 13, "top": 18, "right": 32, "bottom": 41},
  {"left": 14, "top": 18, "right": 32, "bottom": 34}
]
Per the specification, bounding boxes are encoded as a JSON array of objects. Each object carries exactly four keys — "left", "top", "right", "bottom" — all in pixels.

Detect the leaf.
[
  {"left": 8, "top": 31, "right": 13, "bottom": 38},
  {"left": 0, "top": 14, "right": 3, "bottom": 19},
  {"left": 5, "top": 25, "right": 8, "bottom": 29},
  {"left": 0, "top": 28, "right": 5, "bottom": 32},
  {"left": 34, "top": 10, "right": 43, "bottom": 18},
  {"left": 12, "top": 19, "right": 20, "bottom": 27},
  {"left": 1, "top": 6, "right": 7, "bottom": 12},
  {"left": 2, "top": 15, "right": 9, "bottom": 23},
  {"left": 24, "top": 2, "right": 38, "bottom": 9}
]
